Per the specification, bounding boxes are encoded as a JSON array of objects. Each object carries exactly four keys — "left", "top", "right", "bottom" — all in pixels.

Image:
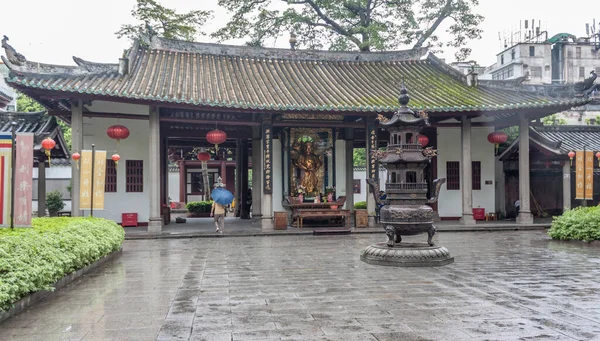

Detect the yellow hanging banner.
[
  {"left": 79, "top": 150, "right": 106, "bottom": 210},
  {"left": 585, "top": 150, "right": 594, "bottom": 200}
]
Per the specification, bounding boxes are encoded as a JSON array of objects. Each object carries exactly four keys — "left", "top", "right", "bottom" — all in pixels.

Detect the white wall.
[
  {"left": 352, "top": 169, "right": 386, "bottom": 204},
  {"left": 82, "top": 114, "right": 151, "bottom": 223},
  {"left": 168, "top": 171, "right": 179, "bottom": 202},
  {"left": 335, "top": 140, "right": 347, "bottom": 200},
  {"left": 437, "top": 127, "right": 495, "bottom": 218}
]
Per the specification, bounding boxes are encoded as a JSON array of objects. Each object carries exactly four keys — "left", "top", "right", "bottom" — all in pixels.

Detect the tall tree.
[
  {"left": 17, "top": 93, "right": 72, "bottom": 150},
  {"left": 212, "top": 0, "right": 483, "bottom": 60},
  {"left": 116, "top": 0, "right": 212, "bottom": 42}
]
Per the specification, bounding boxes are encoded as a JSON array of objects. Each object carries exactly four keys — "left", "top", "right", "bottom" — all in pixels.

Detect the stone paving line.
[{"left": 1, "top": 231, "right": 600, "bottom": 341}]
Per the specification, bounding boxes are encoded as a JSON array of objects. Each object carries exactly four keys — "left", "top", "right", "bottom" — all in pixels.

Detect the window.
[
  {"left": 406, "top": 171, "right": 417, "bottom": 183},
  {"left": 446, "top": 161, "right": 460, "bottom": 190},
  {"left": 579, "top": 67, "right": 586, "bottom": 78},
  {"left": 105, "top": 159, "right": 117, "bottom": 192},
  {"left": 575, "top": 46, "right": 581, "bottom": 59},
  {"left": 501, "top": 55, "right": 504, "bottom": 65},
  {"left": 472, "top": 161, "right": 481, "bottom": 190},
  {"left": 391, "top": 172, "right": 397, "bottom": 183},
  {"left": 567, "top": 49, "right": 573, "bottom": 59},
  {"left": 511, "top": 49, "right": 515, "bottom": 60},
  {"left": 190, "top": 172, "right": 204, "bottom": 194},
  {"left": 125, "top": 160, "right": 143, "bottom": 192},
  {"left": 529, "top": 46, "right": 535, "bottom": 57},
  {"left": 405, "top": 133, "right": 413, "bottom": 144},
  {"left": 530, "top": 66, "right": 542, "bottom": 78}
]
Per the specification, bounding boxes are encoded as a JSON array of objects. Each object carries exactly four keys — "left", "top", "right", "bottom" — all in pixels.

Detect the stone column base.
[
  {"left": 368, "top": 216, "right": 376, "bottom": 227},
  {"left": 261, "top": 217, "right": 274, "bottom": 231},
  {"left": 516, "top": 211, "right": 534, "bottom": 225},
  {"left": 148, "top": 218, "right": 163, "bottom": 234},
  {"left": 459, "top": 214, "right": 476, "bottom": 225}
]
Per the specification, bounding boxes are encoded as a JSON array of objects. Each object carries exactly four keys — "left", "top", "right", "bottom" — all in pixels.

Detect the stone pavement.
[
  {"left": 124, "top": 217, "right": 552, "bottom": 239},
  {"left": 2, "top": 231, "right": 600, "bottom": 341}
]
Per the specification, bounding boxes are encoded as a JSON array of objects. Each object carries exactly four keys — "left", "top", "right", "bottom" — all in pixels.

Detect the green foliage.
[
  {"left": 354, "top": 201, "right": 367, "bottom": 209},
  {"left": 0, "top": 218, "right": 125, "bottom": 311},
  {"left": 186, "top": 201, "right": 214, "bottom": 213},
  {"left": 548, "top": 206, "right": 600, "bottom": 242},
  {"left": 542, "top": 114, "right": 567, "bottom": 125},
  {"left": 46, "top": 190, "right": 66, "bottom": 215},
  {"left": 353, "top": 148, "right": 366, "bottom": 166},
  {"left": 213, "top": 0, "right": 483, "bottom": 60},
  {"left": 116, "top": 0, "right": 212, "bottom": 42},
  {"left": 584, "top": 117, "right": 600, "bottom": 125},
  {"left": 17, "top": 93, "right": 72, "bottom": 150}
]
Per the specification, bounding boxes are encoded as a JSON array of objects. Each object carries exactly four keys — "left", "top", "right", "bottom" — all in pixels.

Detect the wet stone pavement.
[{"left": 2, "top": 231, "right": 600, "bottom": 341}]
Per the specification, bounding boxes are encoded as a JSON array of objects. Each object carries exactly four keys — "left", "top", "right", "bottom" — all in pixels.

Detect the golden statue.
[{"left": 291, "top": 140, "right": 322, "bottom": 194}]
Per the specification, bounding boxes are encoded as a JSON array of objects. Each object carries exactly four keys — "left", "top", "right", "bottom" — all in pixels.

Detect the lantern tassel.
[
  {"left": 45, "top": 149, "right": 51, "bottom": 168},
  {"left": 76, "top": 159, "right": 79, "bottom": 169}
]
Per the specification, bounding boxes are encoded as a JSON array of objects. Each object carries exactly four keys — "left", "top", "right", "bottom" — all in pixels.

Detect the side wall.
[{"left": 437, "top": 127, "right": 495, "bottom": 218}]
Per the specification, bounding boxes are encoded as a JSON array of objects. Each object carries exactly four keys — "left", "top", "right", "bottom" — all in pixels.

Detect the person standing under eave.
[{"left": 210, "top": 176, "right": 234, "bottom": 234}]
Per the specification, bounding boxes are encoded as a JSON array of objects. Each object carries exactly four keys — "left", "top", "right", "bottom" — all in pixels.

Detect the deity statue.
[{"left": 291, "top": 140, "right": 323, "bottom": 194}]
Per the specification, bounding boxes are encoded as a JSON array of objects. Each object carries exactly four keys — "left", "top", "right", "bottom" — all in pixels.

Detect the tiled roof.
[
  {"left": 3, "top": 37, "right": 590, "bottom": 114},
  {"left": 531, "top": 125, "right": 600, "bottom": 154},
  {"left": 0, "top": 111, "right": 70, "bottom": 159}
]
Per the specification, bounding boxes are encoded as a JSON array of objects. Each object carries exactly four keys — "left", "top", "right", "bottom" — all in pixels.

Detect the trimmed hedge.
[
  {"left": 354, "top": 201, "right": 367, "bottom": 209},
  {"left": 548, "top": 206, "right": 600, "bottom": 242},
  {"left": 186, "top": 201, "right": 213, "bottom": 214},
  {"left": 0, "top": 217, "right": 125, "bottom": 311}
]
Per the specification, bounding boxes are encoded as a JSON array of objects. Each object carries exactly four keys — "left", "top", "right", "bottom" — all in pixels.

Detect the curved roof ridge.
[
  {"left": 144, "top": 35, "right": 428, "bottom": 62},
  {"left": 2, "top": 55, "right": 118, "bottom": 77}
]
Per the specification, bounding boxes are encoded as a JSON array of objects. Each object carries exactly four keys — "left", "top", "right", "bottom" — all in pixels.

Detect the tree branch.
[
  {"left": 302, "top": 0, "right": 362, "bottom": 47},
  {"left": 412, "top": 0, "right": 452, "bottom": 48}
]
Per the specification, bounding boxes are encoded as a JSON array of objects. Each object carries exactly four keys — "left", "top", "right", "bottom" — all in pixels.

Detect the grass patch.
[
  {"left": 0, "top": 217, "right": 124, "bottom": 311},
  {"left": 548, "top": 206, "right": 600, "bottom": 242}
]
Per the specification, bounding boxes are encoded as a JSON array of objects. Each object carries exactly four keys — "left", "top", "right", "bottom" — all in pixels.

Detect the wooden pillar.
[
  {"left": 517, "top": 114, "right": 534, "bottom": 224},
  {"left": 220, "top": 161, "right": 226, "bottom": 184},
  {"left": 563, "top": 162, "right": 572, "bottom": 212},
  {"left": 37, "top": 160, "right": 46, "bottom": 217},
  {"left": 345, "top": 128, "right": 354, "bottom": 212},
  {"left": 240, "top": 139, "right": 250, "bottom": 219},
  {"left": 70, "top": 100, "right": 83, "bottom": 216},
  {"left": 261, "top": 119, "right": 273, "bottom": 230}
]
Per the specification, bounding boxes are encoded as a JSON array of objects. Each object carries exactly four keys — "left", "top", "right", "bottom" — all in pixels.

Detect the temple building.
[{"left": 1, "top": 33, "right": 590, "bottom": 232}]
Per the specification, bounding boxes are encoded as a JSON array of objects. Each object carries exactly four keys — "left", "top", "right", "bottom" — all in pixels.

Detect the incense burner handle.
[{"left": 427, "top": 178, "right": 446, "bottom": 204}]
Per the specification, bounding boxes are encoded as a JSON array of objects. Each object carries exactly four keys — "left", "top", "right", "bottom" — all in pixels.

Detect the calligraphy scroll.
[
  {"left": 585, "top": 150, "right": 594, "bottom": 200},
  {"left": 263, "top": 124, "right": 273, "bottom": 194},
  {"left": 0, "top": 134, "right": 12, "bottom": 226},
  {"left": 366, "top": 120, "right": 379, "bottom": 191},
  {"left": 14, "top": 133, "right": 33, "bottom": 227},
  {"left": 80, "top": 150, "right": 107, "bottom": 210},
  {"left": 575, "top": 150, "right": 584, "bottom": 200}
]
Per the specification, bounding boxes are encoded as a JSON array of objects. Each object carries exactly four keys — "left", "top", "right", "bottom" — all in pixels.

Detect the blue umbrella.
[{"left": 211, "top": 187, "right": 234, "bottom": 205}]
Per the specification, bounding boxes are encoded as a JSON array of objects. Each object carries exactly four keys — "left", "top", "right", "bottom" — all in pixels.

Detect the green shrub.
[
  {"left": 186, "top": 201, "right": 214, "bottom": 213},
  {"left": 46, "top": 190, "right": 65, "bottom": 216},
  {"left": 0, "top": 217, "right": 124, "bottom": 311},
  {"left": 548, "top": 206, "right": 600, "bottom": 242},
  {"left": 354, "top": 201, "right": 367, "bottom": 209}
]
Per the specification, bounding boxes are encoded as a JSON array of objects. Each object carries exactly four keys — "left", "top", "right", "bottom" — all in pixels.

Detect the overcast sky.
[{"left": 0, "top": 0, "right": 594, "bottom": 67}]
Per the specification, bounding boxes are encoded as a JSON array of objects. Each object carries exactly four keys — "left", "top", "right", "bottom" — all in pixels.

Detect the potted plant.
[
  {"left": 186, "top": 200, "right": 213, "bottom": 217},
  {"left": 46, "top": 190, "right": 65, "bottom": 217},
  {"left": 354, "top": 201, "right": 368, "bottom": 228}
]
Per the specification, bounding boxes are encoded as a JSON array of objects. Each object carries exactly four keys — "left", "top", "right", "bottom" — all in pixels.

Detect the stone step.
[{"left": 313, "top": 228, "right": 352, "bottom": 236}]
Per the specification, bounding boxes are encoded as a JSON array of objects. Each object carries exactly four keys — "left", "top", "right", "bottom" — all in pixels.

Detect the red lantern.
[
  {"left": 487, "top": 131, "right": 508, "bottom": 153},
  {"left": 72, "top": 152, "right": 81, "bottom": 169},
  {"left": 111, "top": 154, "right": 121, "bottom": 167},
  {"left": 568, "top": 151, "right": 575, "bottom": 166},
  {"left": 107, "top": 125, "right": 130, "bottom": 151},
  {"left": 41, "top": 137, "right": 56, "bottom": 165},
  {"left": 197, "top": 152, "right": 211, "bottom": 162},
  {"left": 417, "top": 134, "right": 429, "bottom": 147},
  {"left": 206, "top": 129, "right": 227, "bottom": 149},
  {"left": 596, "top": 151, "right": 600, "bottom": 167}
]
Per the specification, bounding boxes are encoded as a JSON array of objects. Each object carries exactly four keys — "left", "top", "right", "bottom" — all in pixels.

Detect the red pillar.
[{"left": 179, "top": 160, "right": 186, "bottom": 203}]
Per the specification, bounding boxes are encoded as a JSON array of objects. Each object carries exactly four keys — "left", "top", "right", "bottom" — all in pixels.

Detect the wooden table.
[{"left": 297, "top": 209, "right": 350, "bottom": 229}]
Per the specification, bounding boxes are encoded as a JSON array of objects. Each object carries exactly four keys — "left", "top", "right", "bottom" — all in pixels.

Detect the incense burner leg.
[
  {"left": 427, "top": 225, "right": 436, "bottom": 246},
  {"left": 385, "top": 226, "right": 396, "bottom": 247}
]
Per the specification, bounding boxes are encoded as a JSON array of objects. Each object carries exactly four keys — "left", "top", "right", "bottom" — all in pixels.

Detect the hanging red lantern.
[
  {"left": 596, "top": 151, "right": 600, "bottom": 167},
  {"left": 111, "top": 154, "right": 121, "bottom": 167},
  {"left": 41, "top": 137, "right": 56, "bottom": 166},
  {"left": 107, "top": 125, "right": 130, "bottom": 151},
  {"left": 568, "top": 151, "right": 575, "bottom": 166},
  {"left": 72, "top": 152, "right": 81, "bottom": 169},
  {"left": 197, "top": 152, "right": 211, "bottom": 162},
  {"left": 206, "top": 129, "right": 227, "bottom": 149},
  {"left": 417, "top": 134, "right": 429, "bottom": 147},
  {"left": 487, "top": 131, "right": 508, "bottom": 153}
]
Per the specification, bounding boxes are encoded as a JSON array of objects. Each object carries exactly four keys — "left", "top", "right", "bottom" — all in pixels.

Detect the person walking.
[{"left": 211, "top": 201, "right": 225, "bottom": 233}]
